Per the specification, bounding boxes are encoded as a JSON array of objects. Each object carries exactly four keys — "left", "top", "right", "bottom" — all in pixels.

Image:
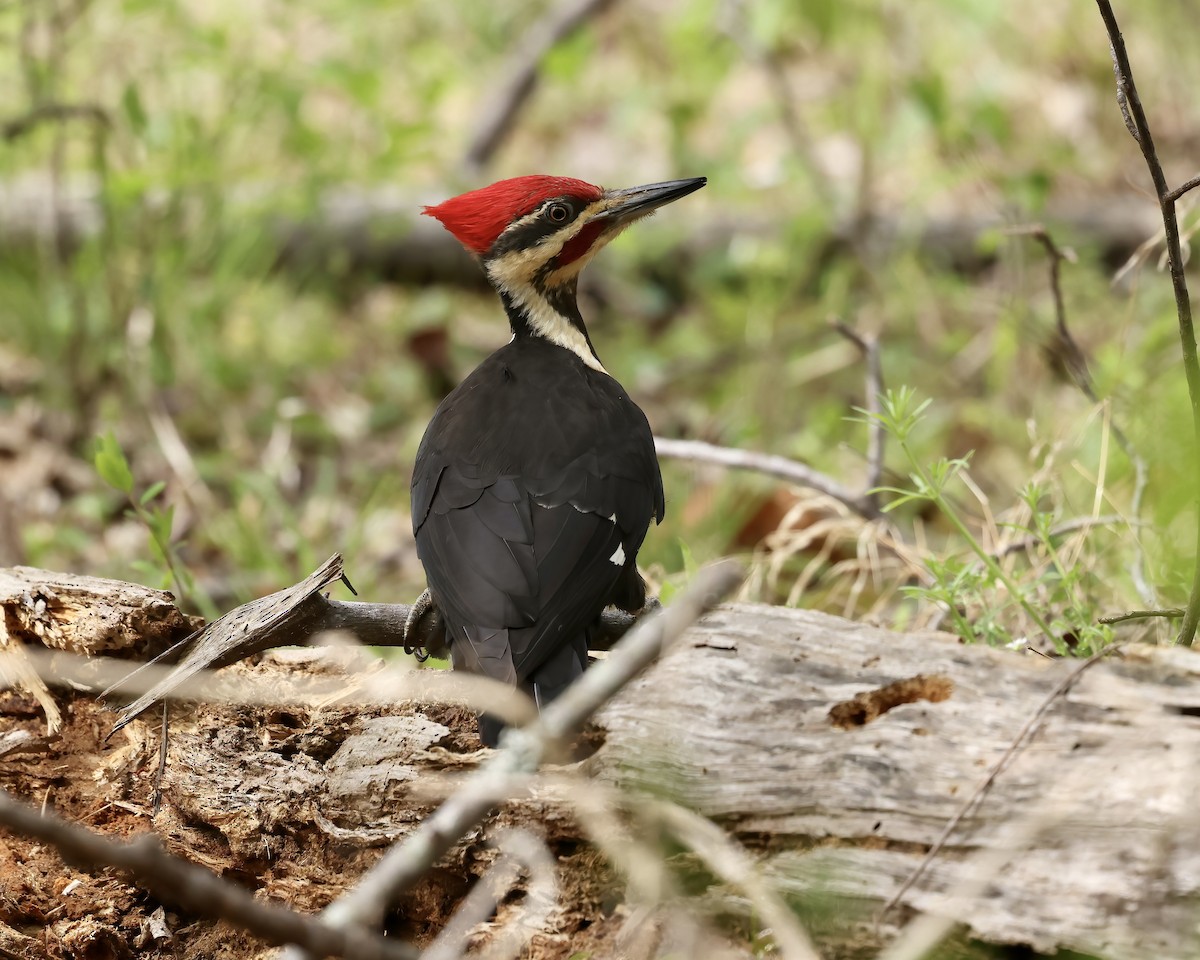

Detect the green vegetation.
[{"left": 4, "top": 0, "right": 1199, "bottom": 654}]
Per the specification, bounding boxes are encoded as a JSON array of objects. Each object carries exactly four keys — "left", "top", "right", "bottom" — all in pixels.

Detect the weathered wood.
[
  {"left": 0, "top": 565, "right": 194, "bottom": 732},
  {"left": 594, "top": 606, "right": 1200, "bottom": 959},
  {"left": 6, "top": 570, "right": 1200, "bottom": 958},
  {"left": 0, "top": 559, "right": 646, "bottom": 735},
  {"left": 0, "top": 566, "right": 193, "bottom": 657}
]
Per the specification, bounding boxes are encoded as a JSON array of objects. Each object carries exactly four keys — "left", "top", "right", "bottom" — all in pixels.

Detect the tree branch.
[
  {"left": 831, "top": 319, "right": 885, "bottom": 507},
  {"left": 104, "top": 554, "right": 654, "bottom": 733},
  {"left": 1164, "top": 172, "right": 1200, "bottom": 205},
  {"left": 0, "top": 101, "right": 108, "bottom": 141},
  {"left": 461, "top": 0, "right": 619, "bottom": 174},
  {"left": 654, "top": 437, "right": 882, "bottom": 521},
  {"left": 1096, "top": 0, "right": 1200, "bottom": 644}
]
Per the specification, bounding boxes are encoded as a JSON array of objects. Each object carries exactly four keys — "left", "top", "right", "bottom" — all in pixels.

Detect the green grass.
[{"left": 3, "top": 0, "right": 1198, "bottom": 653}]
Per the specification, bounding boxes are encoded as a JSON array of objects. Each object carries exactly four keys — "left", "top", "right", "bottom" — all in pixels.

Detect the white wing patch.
[{"left": 608, "top": 514, "right": 624, "bottom": 564}]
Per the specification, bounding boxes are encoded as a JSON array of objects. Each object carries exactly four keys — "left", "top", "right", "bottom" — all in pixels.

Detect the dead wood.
[
  {"left": 0, "top": 565, "right": 196, "bottom": 732},
  {"left": 5, "top": 566, "right": 1200, "bottom": 959},
  {"left": 0, "top": 177, "right": 1167, "bottom": 286},
  {"left": 0, "top": 559, "right": 648, "bottom": 736},
  {"left": 0, "top": 565, "right": 195, "bottom": 658}
]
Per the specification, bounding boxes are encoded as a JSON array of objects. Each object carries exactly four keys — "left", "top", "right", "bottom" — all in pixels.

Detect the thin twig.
[
  {"left": 992, "top": 514, "right": 1124, "bottom": 559},
  {"left": 1099, "top": 607, "right": 1185, "bottom": 625},
  {"left": 1007, "top": 225, "right": 1093, "bottom": 397},
  {"left": 1011, "top": 222, "right": 1157, "bottom": 606},
  {"left": 654, "top": 437, "right": 882, "bottom": 520},
  {"left": 877, "top": 641, "right": 1121, "bottom": 925},
  {"left": 831, "top": 319, "right": 885, "bottom": 506},
  {"left": 1165, "top": 173, "right": 1200, "bottom": 205},
  {"left": 0, "top": 789, "right": 416, "bottom": 960},
  {"left": 461, "top": 0, "right": 619, "bottom": 174},
  {"left": 879, "top": 807, "right": 1068, "bottom": 960},
  {"left": 0, "top": 101, "right": 108, "bottom": 140},
  {"left": 423, "top": 828, "right": 558, "bottom": 960},
  {"left": 103, "top": 553, "right": 651, "bottom": 731},
  {"left": 282, "top": 560, "right": 743, "bottom": 960},
  {"left": 719, "top": 0, "right": 836, "bottom": 212},
  {"left": 1096, "top": 0, "right": 1200, "bottom": 644}
]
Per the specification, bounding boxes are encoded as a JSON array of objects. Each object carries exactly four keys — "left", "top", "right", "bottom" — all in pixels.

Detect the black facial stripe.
[
  {"left": 486, "top": 196, "right": 587, "bottom": 259},
  {"left": 543, "top": 282, "right": 580, "bottom": 319},
  {"left": 497, "top": 281, "right": 598, "bottom": 357}
]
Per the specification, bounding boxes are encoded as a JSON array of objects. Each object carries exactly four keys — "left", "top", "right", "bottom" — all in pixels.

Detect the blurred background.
[{"left": 3, "top": 0, "right": 1198, "bottom": 647}]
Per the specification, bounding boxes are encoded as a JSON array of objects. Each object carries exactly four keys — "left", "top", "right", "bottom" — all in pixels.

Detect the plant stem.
[
  {"left": 899, "top": 440, "right": 1059, "bottom": 644},
  {"left": 1095, "top": 1, "right": 1200, "bottom": 645}
]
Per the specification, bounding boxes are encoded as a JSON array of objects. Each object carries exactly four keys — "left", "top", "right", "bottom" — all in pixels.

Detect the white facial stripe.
[
  {"left": 493, "top": 279, "right": 608, "bottom": 375},
  {"left": 486, "top": 202, "right": 616, "bottom": 376}
]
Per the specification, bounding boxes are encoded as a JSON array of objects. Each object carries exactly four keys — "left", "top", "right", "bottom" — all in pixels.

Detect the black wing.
[{"left": 411, "top": 339, "right": 662, "bottom": 689}]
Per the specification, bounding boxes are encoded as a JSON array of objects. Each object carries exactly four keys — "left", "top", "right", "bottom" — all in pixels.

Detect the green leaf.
[
  {"left": 94, "top": 433, "right": 134, "bottom": 495},
  {"left": 678, "top": 539, "right": 698, "bottom": 578},
  {"left": 130, "top": 559, "right": 172, "bottom": 591},
  {"left": 148, "top": 504, "right": 175, "bottom": 546},
  {"left": 658, "top": 580, "right": 678, "bottom": 605},
  {"left": 121, "top": 84, "right": 148, "bottom": 136},
  {"left": 139, "top": 480, "right": 167, "bottom": 505}
]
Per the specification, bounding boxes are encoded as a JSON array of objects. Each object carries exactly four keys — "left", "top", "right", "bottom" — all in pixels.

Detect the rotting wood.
[
  {"left": 5, "top": 570, "right": 1200, "bottom": 958},
  {"left": 0, "top": 559, "right": 647, "bottom": 735},
  {"left": 0, "top": 566, "right": 195, "bottom": 732},
  {"left": 0, "top": 566, "right": 194, "bottom": 657}
]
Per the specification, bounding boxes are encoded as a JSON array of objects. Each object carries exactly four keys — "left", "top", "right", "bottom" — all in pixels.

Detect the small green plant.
[
  {"left": 856, "top": 388, "right": 1112, "bottom": 655},
  {"left": 657, "top": 539, "right": 701, "bottom": 606},
  {"left": 93, "top": 432, "right": 215, "bottom": 618}
]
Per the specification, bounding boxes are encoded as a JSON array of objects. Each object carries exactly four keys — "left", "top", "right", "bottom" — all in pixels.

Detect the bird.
[{"left": 409, "top": 174, "right": 706, "bottom": 745}]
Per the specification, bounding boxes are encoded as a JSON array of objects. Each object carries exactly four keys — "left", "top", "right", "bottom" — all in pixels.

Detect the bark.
[{"left": 3, "top": 566, "right": 1200, "bottom": 958}]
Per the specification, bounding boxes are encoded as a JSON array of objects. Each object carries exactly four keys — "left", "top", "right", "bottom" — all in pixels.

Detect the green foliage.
[
  {"left": 2, "top": 0, "right": 1191, "bottom": 658},
  {"left": 859, "top": 389, "right": 1114, "bottom": 655},
  {"left": 93, "top": 433, "right": 134, "bottom": 496},
  {"left": 93, "top": 433, "right": 214, "bottom": 617}
]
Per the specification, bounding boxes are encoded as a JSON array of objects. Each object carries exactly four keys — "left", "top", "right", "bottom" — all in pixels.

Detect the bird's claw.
[{"left": 403, "top": 590, "right": 447, "bottom": 662}]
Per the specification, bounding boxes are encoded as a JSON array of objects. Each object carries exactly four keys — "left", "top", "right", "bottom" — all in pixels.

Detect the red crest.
[{"left": 422, "top": 176, "right": 603, "bottom": 255}]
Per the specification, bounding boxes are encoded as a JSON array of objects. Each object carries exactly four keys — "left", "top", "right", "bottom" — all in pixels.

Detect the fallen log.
[
  {"left": 0, "top": 176, "right": 1167, "bottom": 286},
  {"left": 3, "top": 566, "right": 1199, "bottom": 959}
]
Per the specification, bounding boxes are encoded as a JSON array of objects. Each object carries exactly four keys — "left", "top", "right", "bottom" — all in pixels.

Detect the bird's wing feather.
[{"left": 411, "top": 340, "right": 663, "bottom": 684}]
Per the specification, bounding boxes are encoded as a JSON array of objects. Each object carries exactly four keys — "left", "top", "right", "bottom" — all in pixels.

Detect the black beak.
[{"left": 591, "top": 176, "right": 707, "bottom": 224}]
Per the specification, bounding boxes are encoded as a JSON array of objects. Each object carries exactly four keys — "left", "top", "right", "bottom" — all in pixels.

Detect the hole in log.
[
  {"left": 828, "top": 674, "right": 954, "bottom": 728},
  {"left": 570, "top": 721, "right": 607, "bottom": 761}
]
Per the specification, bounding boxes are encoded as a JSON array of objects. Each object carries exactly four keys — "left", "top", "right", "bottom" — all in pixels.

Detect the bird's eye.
[{"left": 547, "top": 202, "right": 571, "bottom": 223}]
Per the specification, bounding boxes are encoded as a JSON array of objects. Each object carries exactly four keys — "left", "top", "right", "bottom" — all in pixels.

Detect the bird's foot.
[
  {"left": 403, "top": 590, "right": 447, "bottom": 662},
  {"left": 638, "top": 596, "right": 662, "bottom": 618}
]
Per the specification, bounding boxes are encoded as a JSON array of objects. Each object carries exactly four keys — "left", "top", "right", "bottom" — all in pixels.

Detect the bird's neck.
[{"left": 494, "top": 280, "right": 607, "bottom": 375}]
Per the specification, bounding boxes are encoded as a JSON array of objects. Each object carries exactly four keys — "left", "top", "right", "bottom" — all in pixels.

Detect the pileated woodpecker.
[{"left": 411, "top": 174, "right": 706, "bottom": 745}]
